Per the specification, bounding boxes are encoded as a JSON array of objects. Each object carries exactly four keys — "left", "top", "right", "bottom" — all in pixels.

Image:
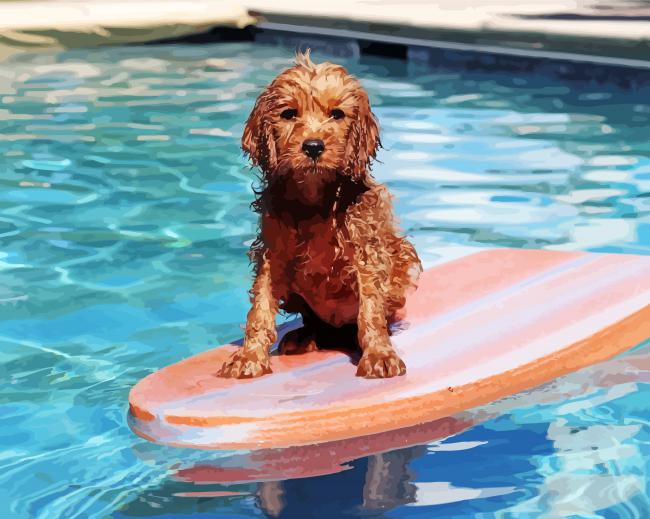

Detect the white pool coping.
[
  {"left": 1, "top": 0, "right": 649, "bottom": 66},
  {"left": 0, "top": 0, "right": 255, "bottom": 60}
]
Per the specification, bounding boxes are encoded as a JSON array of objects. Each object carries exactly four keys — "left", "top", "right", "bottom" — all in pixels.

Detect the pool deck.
[
  {"left": 1, "top": 0, "right": 649, "bottom": 66},
  {"left": 0, "top": 0, "right": 255, "bottom": 60}
]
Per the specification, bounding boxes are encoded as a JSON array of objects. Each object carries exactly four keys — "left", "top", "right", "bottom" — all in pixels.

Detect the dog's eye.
[
  {"left": 280, "top": 108, "right": 298, "bottom": 120},
  {"left": 330, "top": 109, "right": 345, "bottom": 120}
]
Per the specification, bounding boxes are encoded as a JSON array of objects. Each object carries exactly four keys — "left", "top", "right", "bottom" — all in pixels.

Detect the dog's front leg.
[
  {"left": 219, "top": 253, "right": 278, "bottom": 378},
  {"left": 355, "top": 261, "right": 406, "bottom": 378}
]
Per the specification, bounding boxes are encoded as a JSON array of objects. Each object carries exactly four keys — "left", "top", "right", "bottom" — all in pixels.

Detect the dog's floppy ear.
[
  {"left": 242, "top": 91, "right": 277, "bottom": 171},
  {"left": 345, "top": 88, "right": 380, "bottom": 182}
]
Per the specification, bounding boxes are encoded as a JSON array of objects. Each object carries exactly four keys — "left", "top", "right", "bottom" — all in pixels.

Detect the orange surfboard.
[{"left": 128, "top": 248, "right": 650, "bottom": 450}]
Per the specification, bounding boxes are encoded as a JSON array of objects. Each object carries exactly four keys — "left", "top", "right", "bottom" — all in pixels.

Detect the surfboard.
[
  {"left": 128, "top": 248, "right": 650, "bottom": 450},
  {"left": 138, "top": 347, "right": 650, "bottom": 485}
]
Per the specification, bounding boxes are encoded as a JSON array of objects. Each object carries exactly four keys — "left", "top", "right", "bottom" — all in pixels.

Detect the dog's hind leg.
[
  {"left": 278, "top": 325, "right": 318, "bottom": 355},
  {"left": 278, "top": 325, "right": 319, "bottom": 355},
  {"left": 278, "top": 295, "right": 319, "bottom": 355},
  {"left": 279, "top": 298, "right": 359, "bottom": 355}
]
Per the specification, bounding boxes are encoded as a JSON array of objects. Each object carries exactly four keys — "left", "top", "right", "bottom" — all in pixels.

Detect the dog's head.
[{"left": 243, "top": 51, "right": 380, "bottom": 202}]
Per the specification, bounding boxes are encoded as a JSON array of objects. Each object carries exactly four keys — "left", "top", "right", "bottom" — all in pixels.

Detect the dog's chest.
[
  {"left": 294, "top": 220, "right": 359, "bottom": 325},
  {"left": 296, "top": 220, "right": 355, "bottom": 282},
  {"left": 265, "top": 217, "right": 357, "bottom": 294}
]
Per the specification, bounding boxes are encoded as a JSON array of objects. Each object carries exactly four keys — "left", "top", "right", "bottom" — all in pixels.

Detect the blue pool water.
[{"left": 1, "top": 41, "right": 649, "bottom": 518}]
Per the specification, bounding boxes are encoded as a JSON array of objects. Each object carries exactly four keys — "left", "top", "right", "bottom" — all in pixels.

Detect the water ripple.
[{"left": 1, "top": 41, "right": 649, "bottom": 519}]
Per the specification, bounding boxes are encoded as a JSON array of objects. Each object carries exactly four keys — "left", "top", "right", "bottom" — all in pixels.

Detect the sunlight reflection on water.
[{"left": 0, "top": 41, "right": 649, "bottom": 518}]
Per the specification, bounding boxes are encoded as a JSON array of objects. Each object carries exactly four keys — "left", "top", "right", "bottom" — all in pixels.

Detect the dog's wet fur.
[{"left": 219, "top": 51, "right": 422, "bottom": 379}]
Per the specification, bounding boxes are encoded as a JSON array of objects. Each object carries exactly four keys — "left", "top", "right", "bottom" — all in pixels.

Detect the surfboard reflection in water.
[{"left": 122, "top": 345, "right": 650, "bottom": 517}]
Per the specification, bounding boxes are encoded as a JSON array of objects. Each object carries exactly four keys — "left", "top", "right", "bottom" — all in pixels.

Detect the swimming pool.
[{"left": 1, "top": 40, "right": 649, "bottom": 518}]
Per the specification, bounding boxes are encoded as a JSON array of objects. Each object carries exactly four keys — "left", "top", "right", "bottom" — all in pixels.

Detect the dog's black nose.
[{"left": 302, "top": 139, "right": 325, "bottom": 160}]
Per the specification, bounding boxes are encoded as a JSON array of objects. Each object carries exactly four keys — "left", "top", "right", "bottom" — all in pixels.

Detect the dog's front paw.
[
  {"left": 356, "top": 348, "right": 406, "bottom": 378},
  {"left": 219, "top": 349, "right": 272, "bottom": 379}
]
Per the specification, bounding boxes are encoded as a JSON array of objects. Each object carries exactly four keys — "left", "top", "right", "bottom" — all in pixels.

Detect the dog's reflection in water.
[{"left": 256, "top": 446, "right": 425, "bottom": 517}]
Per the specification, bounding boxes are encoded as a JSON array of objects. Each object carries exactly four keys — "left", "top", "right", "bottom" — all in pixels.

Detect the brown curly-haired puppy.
[{"left": 219, "top": 51, "right": 422, "bottom": 379}]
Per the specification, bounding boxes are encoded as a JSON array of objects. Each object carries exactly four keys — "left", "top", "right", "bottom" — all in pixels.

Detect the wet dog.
[{"left": 219, "top": 51, "right": 421, "bottom": 379}]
